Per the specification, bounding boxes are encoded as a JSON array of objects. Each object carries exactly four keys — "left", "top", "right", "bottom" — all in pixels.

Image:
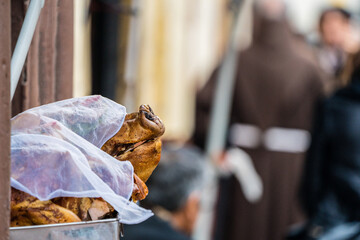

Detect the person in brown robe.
[{"left": 192, "top": 4, "right": 327, "bottom": 240}]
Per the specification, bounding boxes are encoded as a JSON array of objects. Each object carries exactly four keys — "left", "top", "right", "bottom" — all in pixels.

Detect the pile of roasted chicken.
[{"left": 11, "top": 105, "right": 165, "bottom": 226}]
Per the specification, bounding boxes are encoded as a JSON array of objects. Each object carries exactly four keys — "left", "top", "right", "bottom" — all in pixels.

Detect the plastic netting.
[{"left": 10, "top": 95, "right": 152, "bottom": 224}]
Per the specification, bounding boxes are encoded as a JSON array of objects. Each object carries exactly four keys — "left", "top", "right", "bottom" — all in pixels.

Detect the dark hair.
[
  {"left": 319, "top": 7, "right": 351, "bottom": 32},
  {"left": 141, "top": 144, "right": 206, "bottom": 212},
  {"left": 350, "top": 51, "right": 360, "bottom": 80}
]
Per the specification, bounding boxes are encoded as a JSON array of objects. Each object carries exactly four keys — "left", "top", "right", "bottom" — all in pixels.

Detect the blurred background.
[
  {"left": 10, "top": 0, "right": 360, "bottom": 140},
  {"left": 71, "top": 0, "right": 360, "bottom": 140},
  {"left": 6, "top": 0, "right": 360, "bottom": 239}
]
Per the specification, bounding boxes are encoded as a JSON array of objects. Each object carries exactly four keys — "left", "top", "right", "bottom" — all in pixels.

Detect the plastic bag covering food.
[{"left": 10, "top": 95, "right": 153, "bottom": 224}]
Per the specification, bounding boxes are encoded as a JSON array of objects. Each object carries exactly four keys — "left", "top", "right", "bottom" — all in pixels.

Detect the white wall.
[{"left": 73, "top": 0, "right": 92, "bottom": 97}]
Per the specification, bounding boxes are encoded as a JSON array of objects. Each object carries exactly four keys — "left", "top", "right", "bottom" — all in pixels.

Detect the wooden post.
[
  {"left": 0, "top": 0, "right": 11, "bottom": 239},
  {"left": 12, "top": 0, "right": 74, "bottom": 117},
  {"left": 56, "top": 0, "right": 74, "bottom": 101}
]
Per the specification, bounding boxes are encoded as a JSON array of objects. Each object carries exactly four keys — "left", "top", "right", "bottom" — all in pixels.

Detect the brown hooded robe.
[{"left": 193, "top": 17, "right": 326, "bottom": 240}]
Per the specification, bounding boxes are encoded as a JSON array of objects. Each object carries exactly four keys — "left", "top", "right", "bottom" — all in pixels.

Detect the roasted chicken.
[
  {"left": 102, "top": 104, "right": 165, "bottom": 183},
  {"left": 11, "top": 104, "right": 164, "bottom": 226}
]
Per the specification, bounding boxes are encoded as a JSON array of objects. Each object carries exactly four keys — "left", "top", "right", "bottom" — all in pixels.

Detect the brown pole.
[
  {"left": 56, "top": 0, "right": 74, "bottom": 101},
  {"left": 0, "top": 0, "right": 11, "bottom": 239}
]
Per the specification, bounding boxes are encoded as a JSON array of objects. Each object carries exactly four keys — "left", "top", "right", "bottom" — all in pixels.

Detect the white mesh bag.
[{"left": 10, "top": 95, "right": 153, "bottom": 224}]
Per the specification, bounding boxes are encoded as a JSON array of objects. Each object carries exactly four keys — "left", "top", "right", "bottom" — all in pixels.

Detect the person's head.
[
  {"left": 319, "top": 8, "right": 351, "bottom": 47},
  {"left": 141, "top": 143, "right": 206, "bottom": 236},
  {"left": 254, "top": 0, "right": 286, "bottom": 20}
]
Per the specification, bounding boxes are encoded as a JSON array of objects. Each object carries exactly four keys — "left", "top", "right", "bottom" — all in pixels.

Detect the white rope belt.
[{"left": 229, "top": 123, "right": 311, "bottom": 153}]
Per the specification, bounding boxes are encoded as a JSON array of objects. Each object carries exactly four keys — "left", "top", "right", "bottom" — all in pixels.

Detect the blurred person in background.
[
  {"left": 291, "top": 50, "right": 360, "bottom": 239},
  {"left": 316, "top": 7, "right": 360, "bottom": 87},
  {"left": 123, "top": 144, "right": 206, "bottom": 240},
  {"left": 193, "top": 0, "right": 326, "bottom": 239}
]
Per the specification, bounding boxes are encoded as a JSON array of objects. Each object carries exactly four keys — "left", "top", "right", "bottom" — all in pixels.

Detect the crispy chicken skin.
[
  {"left": 11, "top": 188, "right": 81, "bottom": 227},
  {"left": 102, "top": 104, "right": 165, "bottom": 156},
  {"left": 102, "top": 104, "right": 164, "bottom": 183},
  {"left": 116, "top": 138, "right": 162, "bottom": 183},
  {"left": 132, "top": 174, "right": 149, "bottom": 201}
]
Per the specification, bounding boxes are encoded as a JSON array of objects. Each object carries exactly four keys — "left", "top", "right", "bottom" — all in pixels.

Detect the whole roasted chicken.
[{"left": 11, "top": 104, "right": 165, "bottom": 227}]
